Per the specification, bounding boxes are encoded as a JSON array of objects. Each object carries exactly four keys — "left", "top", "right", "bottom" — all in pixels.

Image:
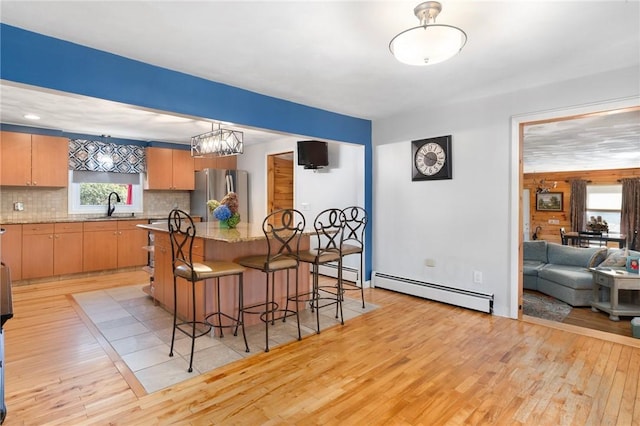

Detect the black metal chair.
[
  {"left": 340, "top": 206, "right": 368, "bottom": 308},
  {"left": 295, "top": 208, "right": 346, "bottom": 334},
  {"left": 236, "top": 209, "right": 305, "bottom": 352},
  {"left": 168, "top": 209, "right": 248, "bottom": 373}
]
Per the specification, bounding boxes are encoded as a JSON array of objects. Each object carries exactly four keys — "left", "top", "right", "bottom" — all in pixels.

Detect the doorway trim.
[{"left": 509, "top": 96, "right": 640, "bottom": 319}]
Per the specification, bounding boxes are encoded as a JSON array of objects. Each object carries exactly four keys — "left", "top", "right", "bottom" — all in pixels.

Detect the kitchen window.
[
  {"left": 586, "top": 184, "right": 622, "bottom": 233},
  {"left": 68, "top": 170, "right": 143, "bottom": 215}
]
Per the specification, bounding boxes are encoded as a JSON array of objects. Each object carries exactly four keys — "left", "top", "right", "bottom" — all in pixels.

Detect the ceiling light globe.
[{"left": 390, "top": 24, "right": 467, "bottom": 66}]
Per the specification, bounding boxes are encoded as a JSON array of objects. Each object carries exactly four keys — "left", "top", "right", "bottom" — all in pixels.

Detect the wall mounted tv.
[{"left": 297, "top": 140, "right": 329, "bottom": 169}]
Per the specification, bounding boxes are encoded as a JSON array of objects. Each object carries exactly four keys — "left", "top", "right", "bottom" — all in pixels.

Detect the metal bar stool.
[
  {"left": 236, "top": 209, "right": 305, "bottom": 352},
  {"left": 340, "top": 206, "right": 368, "bottom": 308},
  {"left": 296, "top": 208, "right": 346, "bottom": 334},
  {"left": 168, "top": 209, "right": 248, "bottom": 373}
]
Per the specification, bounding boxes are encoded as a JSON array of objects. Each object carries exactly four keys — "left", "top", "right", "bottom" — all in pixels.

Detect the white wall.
[
  {"left": 372, "top": 65, "right": 640, "bottom": 318},
  {"left": 237, "top": 138, "right": 364, "bottom": 267}
]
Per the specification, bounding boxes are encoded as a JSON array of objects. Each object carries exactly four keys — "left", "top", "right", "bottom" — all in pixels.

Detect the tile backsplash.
[{"left": 0, "top": 187, "right": 191, "bottom": 222}]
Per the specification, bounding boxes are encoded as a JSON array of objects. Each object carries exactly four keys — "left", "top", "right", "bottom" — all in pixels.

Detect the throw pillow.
[
  {"left": 599, "top": 250, "right": 629, "bottom": 267},
  {"left": 588, "top": 248, "right": 609, "bottom": 268}
]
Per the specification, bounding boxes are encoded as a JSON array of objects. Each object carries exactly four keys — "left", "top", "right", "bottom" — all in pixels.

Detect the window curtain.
[
  {"left": 69, "top": 139, "right": 145, "bottom": 173},
  {"left": 569, "top": 179, "right": 588, "bottom": 232},
  {"left": 621, "top": 178, "right": 640, "bottom": 250}
]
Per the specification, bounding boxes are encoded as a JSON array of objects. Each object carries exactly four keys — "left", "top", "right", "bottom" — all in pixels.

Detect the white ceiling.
[{"left": 1, "top": 1, "right": 639, "bottom": 173}]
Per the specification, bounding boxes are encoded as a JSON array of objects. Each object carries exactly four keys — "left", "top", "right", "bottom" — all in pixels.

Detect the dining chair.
[
  {"left": 168, "top": 209, "right": 248, "bottom": 372},
  {"left": 340, "top": 206, "right": 368, "bottom": 308},
  {"left": 295, "top": 208, "right": 346, "bottom": 334},
  {"left": 236, "top": 209, "right": 306, "bottom": 352}
]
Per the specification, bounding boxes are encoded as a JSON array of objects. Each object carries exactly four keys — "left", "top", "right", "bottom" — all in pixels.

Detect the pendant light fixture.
[
  {"left": 389, "top": 1, "right": 467, "bottom": 66},
  {"left": 191, "top": 122, "right": 244, "bottom": 157}
]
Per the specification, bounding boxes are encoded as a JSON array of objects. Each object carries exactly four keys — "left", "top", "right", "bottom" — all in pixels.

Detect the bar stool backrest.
[
  {"left": 342, "top": 206, "right": 368, "bottom": 250},
  {"left": 262, "top": 209, "right": 306, "bottom": 266},
  {"left": 312, "top": 208, "right": 347, "bottom": 260},
  {"left": 168, "top": 209, "right": 197, "bottom": 281}
]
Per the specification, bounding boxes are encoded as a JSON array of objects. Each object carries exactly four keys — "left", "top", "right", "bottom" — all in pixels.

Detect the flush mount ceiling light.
[
  {"left": 23, "top": 113, "right": 40, "bottom": 120},
  {"left": 389, "top": 1, "right": 467, "bottom": 66},
  {"left": 191, "top": 123, "right": 244, "bottom": 157}
]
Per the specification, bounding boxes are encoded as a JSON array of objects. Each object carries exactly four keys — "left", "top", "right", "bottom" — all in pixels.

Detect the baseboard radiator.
[
  {"left": 372, "top": 272, "right": 493, "bottom": 314},
  {"left": 318, "top": 263, "right": 361, "bottom": 285}
]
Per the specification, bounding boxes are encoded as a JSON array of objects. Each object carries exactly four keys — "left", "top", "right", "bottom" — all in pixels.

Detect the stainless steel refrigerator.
[{"left": 191, "top": 169, "right": 249, "bottom": 223}]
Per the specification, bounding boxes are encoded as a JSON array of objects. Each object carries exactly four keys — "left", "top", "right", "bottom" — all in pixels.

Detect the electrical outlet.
[
  {"left": 301, "top": 203, "right": 310, "bottom": 211},
  {"left": 14, "top": 202, "right": 24, "bottom": 211},
  {"left": 548, "top": 219, "right": 560, "bottom": 225},
  {"left": 424, "top": 259, "right": 435, "bottom": 267},
  {"left": 473, "top": 270, "right": 483, "bottom": 284}
]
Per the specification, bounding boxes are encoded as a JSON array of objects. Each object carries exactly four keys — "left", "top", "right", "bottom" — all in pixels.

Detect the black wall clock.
[{"left": 411, "top": 135, "right": 452, "bottom": 181}]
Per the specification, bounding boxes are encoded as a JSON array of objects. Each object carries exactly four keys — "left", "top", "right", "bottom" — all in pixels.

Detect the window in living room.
[{"left": 586, "top": 184, "right": 622, "bottom": 233}]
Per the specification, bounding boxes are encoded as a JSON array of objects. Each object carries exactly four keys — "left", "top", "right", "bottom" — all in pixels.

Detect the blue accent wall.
[{"left": 0, "top": 23, "right": 373, "bottom": 280}]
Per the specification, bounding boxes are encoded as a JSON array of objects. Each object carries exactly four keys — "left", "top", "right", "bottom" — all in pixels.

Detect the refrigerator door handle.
[{"left": 226, "top": 174, "right": 234, "bottom": 193}]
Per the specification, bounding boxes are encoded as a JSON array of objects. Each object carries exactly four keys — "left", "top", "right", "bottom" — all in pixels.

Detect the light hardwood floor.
[{"left": 5, "top": 270, "right": 640, "bottom": 424}]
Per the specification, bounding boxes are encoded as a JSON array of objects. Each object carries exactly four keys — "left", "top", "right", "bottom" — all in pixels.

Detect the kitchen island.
[{"left": 138, "top": 221, "right": 311, "bottom": 326}]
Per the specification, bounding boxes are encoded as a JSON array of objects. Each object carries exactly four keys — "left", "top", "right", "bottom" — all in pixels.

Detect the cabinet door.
[
  {"left": 153, "top": 233, "right": 173, "bottom": 309},
  {"left": 117, "top": 221, "right": 148, "bottom": 268},
  {"left": 22, "top": 224, "right": 55, "bottom": 279},
  {"left": 145, "top": 147, "right": 174, "bottom": 190},
  {"left": 31, "top": 135, "right": 69, "bottom": 187},
  {"left": 1, "top": 132, "right": 32, "bottom": 186},
  {"left": 83, "top": 222, "right": 118, "bottom": 272},
  {"left": 0, "top": 224, "right": 22, "bottom": 281},
  {"left": 53, "top": 222, "right": 83, "bottom": 276},
  {"left": 171, "top": 149, "right": 195, "bottom": 190}
]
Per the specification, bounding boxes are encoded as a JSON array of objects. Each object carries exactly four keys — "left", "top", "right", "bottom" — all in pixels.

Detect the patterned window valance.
[{"left": 69, "top": 139, "right": 145, "bottom": 173}]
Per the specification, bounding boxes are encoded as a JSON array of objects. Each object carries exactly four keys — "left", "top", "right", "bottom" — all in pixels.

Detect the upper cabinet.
[
  {"left": 0, "top": 131, "right": 69, "bottom": 187},
  {"left": 145, "top": 147, "right": 195, "bottom": 190},
  {"left": 194, "top": 154, "right": 237, "bottom": 171}
]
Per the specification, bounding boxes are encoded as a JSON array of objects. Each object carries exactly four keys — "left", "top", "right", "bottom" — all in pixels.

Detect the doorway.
[{"left": 267, "top": 151, "right": 294, "bottom": 214}]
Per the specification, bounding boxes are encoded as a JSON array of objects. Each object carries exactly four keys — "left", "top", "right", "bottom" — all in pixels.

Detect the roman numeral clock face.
[{"left": 411, "top": 136, "right": 453, "bottom": 181}]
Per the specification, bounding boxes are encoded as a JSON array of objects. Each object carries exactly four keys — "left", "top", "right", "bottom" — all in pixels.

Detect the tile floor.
[{"left": 72, "top": 284, "right": 377, "bottom": 393}]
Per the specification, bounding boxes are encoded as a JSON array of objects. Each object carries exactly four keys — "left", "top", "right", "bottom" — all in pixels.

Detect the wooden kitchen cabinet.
[
  {"left": 117, "top": 220, "right": 148, "bottom": 268},
  {"left": 53, "top": 222, "right": 83, "bottom": 276},
  {"left": 1, "top": 224, "right": 22, "bottom": 281},
  {"left": 145, "top": 147, "right": 195, "bottom": 190},
  {"left": 83, "top": 221, "right": 118, "bottom": 272},
  {"left": 22, "top": 223, "right": 55, "bottom": 279},
  {"left": 0, "top": 131, "right": 68, "bottom": 187},
  {"left": 194, "top": 154, "right": 237, "bottom": 171}
]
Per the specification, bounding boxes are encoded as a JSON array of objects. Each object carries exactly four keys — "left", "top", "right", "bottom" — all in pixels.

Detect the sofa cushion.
[
  {"left": 547, "top": 243, "right": 607, "bottom": 268},
  {"left": 523, "top": 260, "right": 546, "bottom": 276},
  {"left": 524, "top": 240, "right": 548, "bottom": 263},
  {"left": 538, "top": 265, "right": 594, "bottom": 290}
]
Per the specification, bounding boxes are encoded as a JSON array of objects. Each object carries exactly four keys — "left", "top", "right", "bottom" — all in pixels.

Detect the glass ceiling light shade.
[
  {"left": 191, "top": 123, "right": 244, "bottom": 157},
  {"left": 389, "top": 1, "right": 467, "bottom": 66}
]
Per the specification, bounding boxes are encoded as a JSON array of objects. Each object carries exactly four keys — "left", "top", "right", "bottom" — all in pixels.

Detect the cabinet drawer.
[
  {"left": 84, "top": 221, "right": 118, "bottom": 232},
  {"left": 54, "top": 222, "right": 83, "bottom": 233},
  {"left": 23, "top": 223, "right": 54, "bottom": 235},
  {"left": 117, "top": 220, "right": 147, "bottom": 231},
  {"left": 594, "top": 272, "right": 612, "bottom": 286}
]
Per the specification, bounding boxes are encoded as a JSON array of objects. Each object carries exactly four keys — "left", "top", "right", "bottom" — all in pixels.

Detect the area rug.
[
  {"left": 72, "top": 284, "right": 377, "bottom": 393},
  {"left": 523, "top": 291, "right": 572, "bottom": 322}
]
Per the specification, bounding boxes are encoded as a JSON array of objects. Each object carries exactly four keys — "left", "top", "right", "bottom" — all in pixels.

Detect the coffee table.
[{"left": 590, "top": 268, "right": 640, "bottom": 321}]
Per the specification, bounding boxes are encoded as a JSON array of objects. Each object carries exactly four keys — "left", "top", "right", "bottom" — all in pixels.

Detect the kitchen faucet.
[{"left": 107, "top": 192, "right": 121, "bottom": 217}]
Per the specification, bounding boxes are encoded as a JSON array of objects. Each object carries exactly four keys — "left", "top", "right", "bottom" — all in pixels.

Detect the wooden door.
[
  {"left": 22, "top": 223, "right": 54, "bottom": 279},
  {"left": 1, "top": 131, "right": 32, "bottom": 186},
  {"left": 31, "top": 135, "right": 69, "bottom": 187},
  {"left": 267, "top": 152, "right": 294, "bottom": 214},
  {"left": 117, "top": 221, "right": 148, "bottom": 268},
  {"left": 171, "top": 149, "right": 195, "bottom": 190},
  {"left": 53, "top": 222, "right": 83, "bottom": 276},
  {"left": 1, "top": 224, "right": 23, "bottom": 280}
]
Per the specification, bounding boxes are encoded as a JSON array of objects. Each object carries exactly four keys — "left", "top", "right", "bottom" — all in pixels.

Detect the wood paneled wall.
[{"left": 523, "top": 168, "right": 640, "bottom": 243}]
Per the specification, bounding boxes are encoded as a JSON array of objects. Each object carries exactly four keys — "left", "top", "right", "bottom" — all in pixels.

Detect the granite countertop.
[
  {"left": 139, "top": 221, "right": 314, "bottom": 243},
  {"left": 1, "top": 214, "right": 195, "bottom": 225}
]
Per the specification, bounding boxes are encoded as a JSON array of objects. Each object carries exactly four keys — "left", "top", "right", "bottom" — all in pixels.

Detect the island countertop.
[{"left": 137, "top": 221, "right": 297, "bottom": 243}]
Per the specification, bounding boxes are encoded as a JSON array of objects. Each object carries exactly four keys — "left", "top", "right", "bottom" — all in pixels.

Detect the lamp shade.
[{"left": 389, "top": 24, "right": 467, "bottom": 66}]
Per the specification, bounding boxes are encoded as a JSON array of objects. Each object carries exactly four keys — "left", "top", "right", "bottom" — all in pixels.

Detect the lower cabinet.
[
  {"left": 1, "top": 224, "right": 22, "bottom": 281},
  {"left": 22, "top": 223, "right": 54, "bottom": 279},
  {"left": 53, "top": 222, "right": 83, "bottom": 276},
  {"left": 83, "top": 220, "right": 148, "bottom": 272}
]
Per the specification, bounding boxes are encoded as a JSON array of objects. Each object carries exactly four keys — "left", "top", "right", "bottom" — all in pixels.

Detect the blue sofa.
[{"left": 523, "top": 241, "right": 639, "bottom": 307}]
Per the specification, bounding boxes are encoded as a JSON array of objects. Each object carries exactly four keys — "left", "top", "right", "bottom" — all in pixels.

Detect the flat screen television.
[{"left": 297, "top": 140, "right": 328, "bottom": 169}]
